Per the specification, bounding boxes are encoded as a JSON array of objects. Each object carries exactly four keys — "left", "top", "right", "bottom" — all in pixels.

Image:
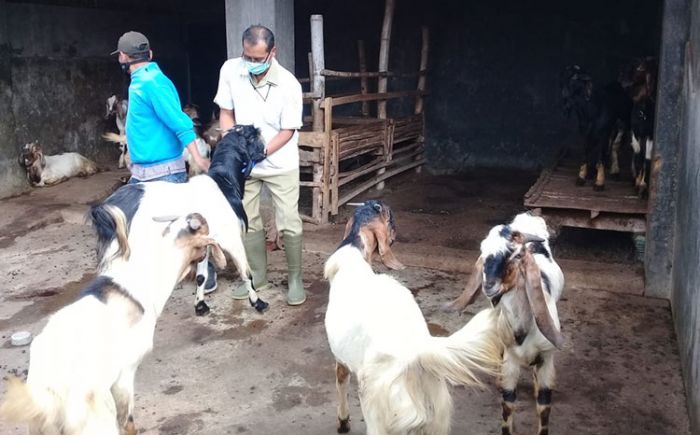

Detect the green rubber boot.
[
  {"left": 232, "top": 230, "right": 270, "bottom": 300},
  {"left": 284, "top": 234, "right": 306, "bottom": 306}
]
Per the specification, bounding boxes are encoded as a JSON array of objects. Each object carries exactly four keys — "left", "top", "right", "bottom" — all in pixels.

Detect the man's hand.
[
  {"left": 194, "top": 155, "right": 211, "bottom": 172},
  {"left": 186, "top": 140, "right": 211, "bottom": 172}
]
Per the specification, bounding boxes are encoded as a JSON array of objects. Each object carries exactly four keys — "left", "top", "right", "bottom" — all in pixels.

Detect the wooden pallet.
[{"left": 524, "top": 162, "right": 648, "bottom": 234}]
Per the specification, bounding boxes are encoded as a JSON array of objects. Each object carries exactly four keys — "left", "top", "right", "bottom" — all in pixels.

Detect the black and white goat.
[
  {"left": 18, "top": 142, "right": 98, "bottom": 187},
  {"left": 627, "top": 57, "right": 657, "bottom": 198},
  {"left": 105, "top": 95, "right": 129, "bottom": 169},
  {"left": 561, "top": 65, "right": 632, "bottom": 190},
  {"left": 0, "top": 211, "right": 224, "bottom": 435},
  {"left": 445, "top": 212, "right": 565, "bottom": 435},
  {"left": 92, "top": 124, "right": 269, "bottom": 315},
  {"left": 325, "top": 202, "right": 503, "bottom": 434}
]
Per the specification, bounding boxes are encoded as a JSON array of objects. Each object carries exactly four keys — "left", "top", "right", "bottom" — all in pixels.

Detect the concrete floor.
[{"left": 0, "top": 168, "right": 691, "bottom": 434}]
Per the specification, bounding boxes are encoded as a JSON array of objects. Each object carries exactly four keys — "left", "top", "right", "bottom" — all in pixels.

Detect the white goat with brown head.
[
  {"left": 19, "top": 142, "right": 98, "bottom": 187},
  {"left": 325, "top": 201, "right": 503, "bottom": 435},
  {"left": 0, "top": 210, "right": 224, "bottom": 435},
  {"left": 445, "top": 212, "right": 565, "bottom": 435}
]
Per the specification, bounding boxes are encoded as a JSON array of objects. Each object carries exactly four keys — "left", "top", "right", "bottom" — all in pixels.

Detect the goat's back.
[{"left": 324, "top": 246, "right": 430, "bottom": 372}]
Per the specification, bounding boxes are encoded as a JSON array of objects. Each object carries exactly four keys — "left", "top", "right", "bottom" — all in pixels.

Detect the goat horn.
[
  {"left": 152, "top": 215, "right": 180, "bottom": 223},
  {"left": 520, "top": 252, "right": 565, "bottom": 349}
]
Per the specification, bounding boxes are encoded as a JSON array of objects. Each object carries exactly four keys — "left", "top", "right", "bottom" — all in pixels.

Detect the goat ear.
[
  {"left": 375, "top": 224, "right": 405, "bottom": 270},
  {"left": 443, "top": 257, "right": 484, "bottom": 313},
  {"left": 520, "top": 252, "right": 565, "bottom": 349},
  {"left": 343, "top": 216, "right": 355, "bottom": 240}
]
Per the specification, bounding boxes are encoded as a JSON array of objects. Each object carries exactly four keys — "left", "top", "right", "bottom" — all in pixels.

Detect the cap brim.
[{"left": 110, "top": 49, "right": 120, "bottom": 55}]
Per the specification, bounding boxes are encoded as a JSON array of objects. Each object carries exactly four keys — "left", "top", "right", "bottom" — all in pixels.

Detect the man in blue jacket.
[
  {"left": 111, "top": 31, "right": 215, "bottom": 290},
  {"left": 112, "top": 31, "right": 210, "bottom": 183}
]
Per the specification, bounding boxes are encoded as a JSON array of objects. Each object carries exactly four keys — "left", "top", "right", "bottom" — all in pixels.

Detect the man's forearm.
[
  {"left": 265, "top": 129, "right": 295, "bottom": 156},
  {"left": 220, "top": 109, "right": 235, "bottom": 132}
]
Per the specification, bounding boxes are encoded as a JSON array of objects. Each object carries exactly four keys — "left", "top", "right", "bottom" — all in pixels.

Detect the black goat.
[
  {"left": 561, "top": 65, "right": 632, "bottom": 191},
  {"left": 626, "top": 57, "right": 657, "bottom": 198}
]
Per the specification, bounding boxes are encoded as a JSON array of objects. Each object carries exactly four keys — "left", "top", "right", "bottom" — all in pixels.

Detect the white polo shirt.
[{"left": 214, "top": 57, "right": 303, "bottom": 176}]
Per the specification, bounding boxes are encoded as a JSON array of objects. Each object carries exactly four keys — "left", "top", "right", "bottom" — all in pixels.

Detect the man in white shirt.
[{"left": 214, "top": 25, "right": 305, "bottom": 306}]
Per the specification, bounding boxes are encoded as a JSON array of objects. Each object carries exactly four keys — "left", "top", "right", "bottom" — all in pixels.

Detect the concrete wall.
[
  {"left": 0, "top": 0, "right": 24, "bottom": 197},
  {"left": 672, "top": 0, "right": 700, "bottom": 430},
  {"left": 295, "top": 0, "right": 662, "bottom": 172},
  {"left": 225, "top": 0, "right": 295, "bottom": 73},
  {"left": 0, "top": 3, "right": 190, "bottom": 199}
]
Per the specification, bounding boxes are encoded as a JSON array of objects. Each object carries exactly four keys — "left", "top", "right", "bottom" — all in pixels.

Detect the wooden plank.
[
  {"left": 336, "top": 148, "right": 423, "bottom": 189},
  {"left": 298, "top": 131, "right": 325, "bottom": 148},
  {"left": 338, "top": 159, "right": 425, "bottom": 206},
  {"left": 331, "top": 132, "right": 340, "bottom": 215},
  {"left": 330, "top": 90, "right": 427, "bottom": 107},
  {"left": 524, "top": 165, "right": 648, "bottom": 215},
  {"left": 301, "top": 213, "right": 321, "bottom": 224},
  {"left": 535, "top": 208, "right": 647, "bottom": 233},
  {"left": 337, "top": 157, "right": 385, "bottom": 187},
  {"left": 321, "top": 100, "right": 333, "bottom": 224},
  {"left": 299, "top": 148, "right": 320, "bottom": 165}
]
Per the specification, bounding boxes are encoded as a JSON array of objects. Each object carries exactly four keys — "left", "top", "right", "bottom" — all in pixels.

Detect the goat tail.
[
  {"left": 358, "top": 309, "right": 503, "bottom": 435},
  {"left": 419, "top": 307, "right": 504, "bottom": 387},
  {"left": 0, "top": 377, "right": 60, "bottom": 430},
  {"left": 102, "top": 132, "right": 126, "bottom": 144},
  {"left": 89, "top": 203, "right": 130, "bottom": 265}
]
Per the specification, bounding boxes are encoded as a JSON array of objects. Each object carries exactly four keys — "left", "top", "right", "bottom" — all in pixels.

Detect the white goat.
[
  {"left": 19, "top": 142, "right": 97, "bottom": 187},
  {"left": 93, "top": 125, "right": 269, "bottom": 316},
  {"left": 445, "top": 212, "right": 565, "bottom": 435},
  {"left": 0, "top": 210, "right": 224, "bottom": 435},
  {"left": 324, "top": 210, "right": 503, "bottom": 435},
  {"left": 102, "top": 132, "right": 130, "bottom": 169},
  {"left": 105, "top": 95, "right": 129, "bottom": 169}
]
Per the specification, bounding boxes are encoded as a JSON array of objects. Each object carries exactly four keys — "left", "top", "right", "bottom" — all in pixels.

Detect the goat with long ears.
[
  {"left": 340, "top": 200, "right": 405, "bottom": 270},
  {"left": 1, "top": 211, "right": 224, "bottom": 435},
  {"left": 91, "top": 125, "right": 269, "bottom": 316},
  {"left": 325, "top": 201, "right": 503, "bottom": 434},
  {"left": 444, "top": 212, "right": 565, "bottom": 435}
]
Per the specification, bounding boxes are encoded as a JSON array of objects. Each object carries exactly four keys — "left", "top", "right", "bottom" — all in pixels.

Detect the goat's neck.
[{"left": 105, "top": 255, "right": 184, "bottom": 320}]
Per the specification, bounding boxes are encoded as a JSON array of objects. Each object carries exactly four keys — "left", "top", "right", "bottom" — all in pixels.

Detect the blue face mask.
[{"left": 246, "top": 60, "right": 270, "bottom": 76}]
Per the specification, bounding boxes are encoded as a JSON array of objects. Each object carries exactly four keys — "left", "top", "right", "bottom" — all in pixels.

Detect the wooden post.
[
  {"left": 414, "top": 26, "right": 429, "bottom": 115},
  {"left": 414, "top": 26, "right": 429, "bottom": 174},
  {"left": 311, "top": 14, "right": 326, "bottom": 132},
  {"left": 377, "top": 0, "right": 395, "bottom": 119},
  {"left": 358, "top": 40, "right": 370, "bottom": 117},
  {"left": 376, "top": 0, "right": 395, "bottom": 190}
]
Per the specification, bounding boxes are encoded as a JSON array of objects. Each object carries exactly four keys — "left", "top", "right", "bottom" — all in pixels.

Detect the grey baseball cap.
[{"left": 111, "top": 31, "right": 150, "bottom": 56}]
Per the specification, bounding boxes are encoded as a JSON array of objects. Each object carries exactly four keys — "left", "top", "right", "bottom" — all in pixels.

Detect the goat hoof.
[
  {"left": 337, "top": 417, "right": 351, "bottom": 433},
  {"left": 593, "top": 184, "right": 605, "bottom": 192},
  {"left": 575, "top": 177, "right": 586, "bottom": 186},
  {"left": 251, "top": 298, "right": 269, "bottom": 313},
  {"left": 195, "top": 301, "right": 210, "bottom": 316}
]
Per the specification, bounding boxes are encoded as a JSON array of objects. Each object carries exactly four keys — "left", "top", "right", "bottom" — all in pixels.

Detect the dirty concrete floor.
[{"left": 0, "top": 168, "right": 691, "bottom": 434}]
